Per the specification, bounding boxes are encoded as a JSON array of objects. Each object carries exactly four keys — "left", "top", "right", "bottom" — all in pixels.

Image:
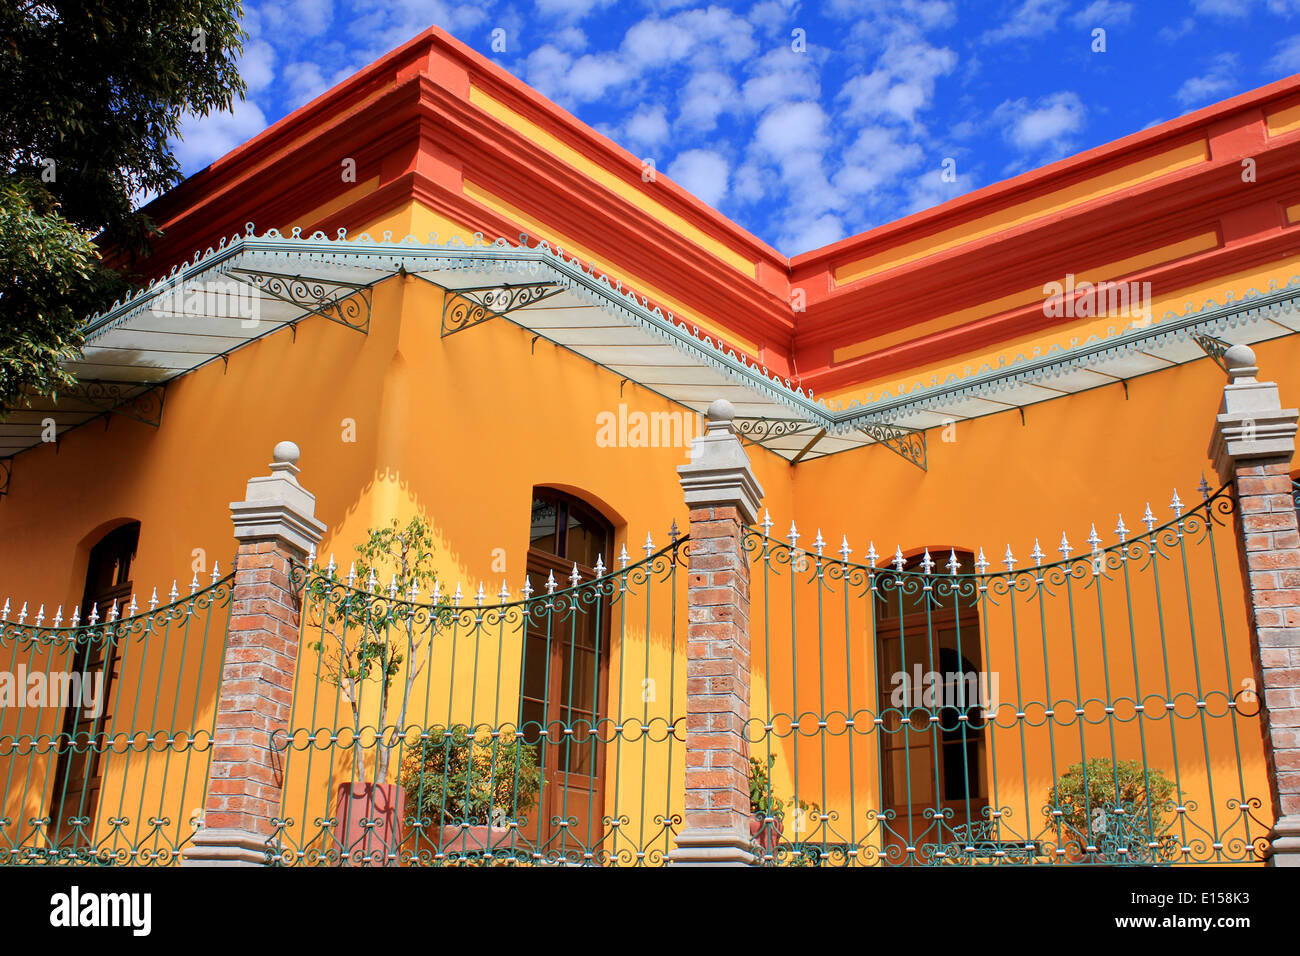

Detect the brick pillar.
[
  {"left": 1208, "top": 344, "right": 1300, "bottom": 866},
  {"left": 670, "top": 399, "right": 764, "bottom": 866},
  {"left": 184, "top": 441, "right": 326, "bottom": 866}
]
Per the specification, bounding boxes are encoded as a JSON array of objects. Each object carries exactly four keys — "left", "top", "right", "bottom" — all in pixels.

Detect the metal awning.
[{"left": 4, "top": 227, "right": 1300, "bottom": 478}]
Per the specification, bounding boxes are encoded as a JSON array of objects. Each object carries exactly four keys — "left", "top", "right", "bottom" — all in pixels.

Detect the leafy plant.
[
  {"left": 0, "top": 1, "right": 247, "bottom": 411},
  {"left": 307, "top": 516, "right": 445, "bottom": 782},
  {"left": 1048, "top": 758, "right": 1177, "bottom": 862},
  {"left": 749, "top": 754, "right": 820, "bottom": 828},
  {"left": 399, "top": 725, "right": 542, "bottom": 827}
]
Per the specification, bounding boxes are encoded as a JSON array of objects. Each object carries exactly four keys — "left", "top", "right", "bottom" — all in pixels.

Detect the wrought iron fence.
[
  {"left": 269, "top": 537, "right": 687, "bottom": 866},
  {"left": 0, "top": 577, "right": 232, "bottom": 864},
  {"left": 745, "top": 485, "right": 1272, "bottom": 865}
]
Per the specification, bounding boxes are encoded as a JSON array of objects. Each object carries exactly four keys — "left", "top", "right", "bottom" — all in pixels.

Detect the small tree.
[
  {"left": 1049, "top": 758, "right": 1176, "bottom": 862},
  {"left": 306, "top": 516, "right": 444, "bottom": 782}
]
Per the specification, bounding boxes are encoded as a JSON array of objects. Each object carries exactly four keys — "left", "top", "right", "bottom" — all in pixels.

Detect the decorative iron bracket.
[
  {"left": 860, "top": 421, "right": 927, "bottom": 471},
  {"left": 439, "top": 282, "right": 563, "bottom": 336},
  {"left": 227, "top": 268, "right": 372, "bottom": 333},
  {"left": 1192, "top": 332, "right": 1232, "bottom": 373},
  {"left": 735, "top": 418, "right": 820, "bottom": 449},
  {"left": 62, "top": 381, "right": 165, "bottom": 427}
]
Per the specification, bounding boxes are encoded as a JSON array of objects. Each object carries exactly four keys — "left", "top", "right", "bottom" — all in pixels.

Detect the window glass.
[{"left": 529, "top": 497, "right": 559, "bottom": 555}]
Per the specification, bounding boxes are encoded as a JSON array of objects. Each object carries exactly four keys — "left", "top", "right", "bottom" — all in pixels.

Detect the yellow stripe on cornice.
[
  {"left": 468, "top": 86, "right": 756, "bottom": 277},
  {"left": 832, "top": 231, "right": 1220, "bottom": 365},
  {"left": 1268, "top": 102, "right": 1300, "bottom": 137},
  {"left": 463, "top": 181, "right": 762, "bottom": 356},
  {"left": 834, "top": 139, "right": 1208, "bottom": 287},
  {"left": 826, "top": 246, "right": 1290, "bottom": 413}
]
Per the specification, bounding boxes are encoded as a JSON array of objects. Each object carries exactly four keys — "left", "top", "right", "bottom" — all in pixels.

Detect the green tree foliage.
[
  {"left": 1049, "top": 757, "right": 1177, "bottom": 862},
  {"left": 0, "top": 1, "right": 246, "bottom": 411}
]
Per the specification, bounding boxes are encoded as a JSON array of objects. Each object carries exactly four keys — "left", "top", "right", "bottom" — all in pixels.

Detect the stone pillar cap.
[
  {"left": 231, "top": 440, "right": 327, "bottom": 556},
  {"left": 678, "top": 398, "right": 764, "bottom": 524},
  {"left": 1208, "top": 344, "right": 1298, "bottom": 482}
]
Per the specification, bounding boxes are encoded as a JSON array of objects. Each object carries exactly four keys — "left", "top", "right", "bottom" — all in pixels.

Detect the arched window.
[
  {"left": 49, "top": 521, "right": 140, "bottom": 847},
  {"left": 519, "top": 489, "right": 613, "bottom": 854},
  {"left": 874, "top": 550, "right": 988, "bottom": 850}
]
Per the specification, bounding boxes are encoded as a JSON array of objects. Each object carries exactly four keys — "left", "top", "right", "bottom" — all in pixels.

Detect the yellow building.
[{"left": 2, "top": 26, "right": 1300, "bottom": 866}]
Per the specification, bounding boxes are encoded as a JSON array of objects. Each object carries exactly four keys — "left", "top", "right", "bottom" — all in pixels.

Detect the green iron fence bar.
[
  {"left": 0, "top": 574, "right": 233, "bottom": 865},
  {"left": 742, "top": 485, "right": 1271, "bottom": 865},
  {"left": 269, "top": 537, "right": 688, "bottom": 866}
]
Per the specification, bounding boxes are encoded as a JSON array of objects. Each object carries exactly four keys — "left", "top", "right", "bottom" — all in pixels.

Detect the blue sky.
[{"left": 173, "top": 0, "right": 1300, "bottom": 256}]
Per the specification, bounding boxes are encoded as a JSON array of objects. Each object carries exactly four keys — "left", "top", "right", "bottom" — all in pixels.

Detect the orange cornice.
[{"left": 121, "top": 25, "right": 1300, "bottom": 402}]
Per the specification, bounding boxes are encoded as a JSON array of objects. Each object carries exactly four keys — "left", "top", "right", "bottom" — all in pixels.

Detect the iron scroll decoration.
[{"left": 441, "top": 282, "right": 563, "bottom": 336}]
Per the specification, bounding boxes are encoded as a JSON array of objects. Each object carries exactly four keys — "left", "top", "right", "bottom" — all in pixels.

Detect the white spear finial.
[
  {"left": 107, "top": 601, "right": 118, "bottom": 622},
  {"left": 453, "top": 582, "right": 463, "bottom": 607},
  {"left": 839, "top": 535, "right": 852, "bottom": 563},
  {"left": 35, "top": 604, "right": 45, "bottom": 627},
  {"left": 347, "top": 562, "right": 356, "bottom": 586},
  {"left": 1087, "top": 525, "right": 1101, "bottom": 552},
  {"left": 1142, "top": 504, "right": 1156, "bottom": 533},
  {"left": 947, "top": 549, "right": 960, "bottom": 575},
  {"left": 127, "top": 593, "right": 138, "bottom": 616},
  {"left": 408, "top": 580, "right": 420, "bottom": 603},
  {"left": 892, "top": 546, "right": 905, "bottom": 572},
  {"left": 367, "top": 568, "right": 378, "bottom": 594},
  {"left": 546, "top": 570, "right": 557, "bottom": 594},
  {"left": 87, "top": 603, "right": 98, "bottom": 626},
  {"left": 307, "top": 545, "right": 317, "bottom": 568},
  {"left": 761, "top": 510, "right": 773, "bottom": 537},
  {"left": 170, "top": 579, "right": 179, "bottom": 602},
  {"left": 190, "top": 571, "right": 199, "bottom": 595},
  {"left": 1003, "top": 545, "right": 1017, "bottom": 571},
  {"left": 432, "top": 581, "right": 442, "bottom": 604},
  {"left": 522, "top": 575, "right": 534, "bottom": 601},
  {"left": 866, "top": 541, "right": 878, "bottom": 566},
  {"left": 0, "top": 598, "right": 8, "bottom": 621},
  {"left": 594, "top": 554, "right": 605, "bottom": 577},
  {"left": 1031, "top": 539, "right": 1044, "bottom": 567},
  {"left": 327, "top": 553, "right": 337, "bottom": 575},
  {"left": 499, "top": 580, "right": 510, "bottom": 603},
  {"left": 1198, "top": 474, "right": 1211, "bottom": 500},
  {"left": 388, "top": 574, "right": 398, "bottom": 600},
  {"left": 813, "top": 530, "right": 825, "bottom": 557},
  {"left": 643, "top": 532, "right": 654, "bottom": 559},
  {"left": 1169, "top": 490, "right": 1184, "bottom": 518},
  {"left": 920, "top": 549, "right": 935, "bottom": 574},
  {"left": 53, "top": 605, "right": 63, "bottom": 628},
  {"left": 569, "top": 563, "right": 581, "bottom": 587},
  {"left": 211, "top": 560, "right": 220, "bottom": 583},
  {"left": 148, "top": 587, "right": 158, "bottom": 611},
  {"left": 618, "top": 544, "right": 629, "bottom": 569},
  {"left": 1115, "top": 514, "right": 1129, "bottom": 541},
  {"left": 18, "top": 601, "right": 28, "bottom": 624},
  {"left": 976, "top": 548, "right": 989, "bottom": 575},
  {"left": 475, "top": 582, "right": 485, "bottom": 607},
  {"left": 71, "top": 605, "right": 80, "bottom": 627},
  {"left": 787, "top": 521, "right": 800, "bottom": 548},
  {"left": 1059, "top": 533, "right": 1073, "bottom": 560}
]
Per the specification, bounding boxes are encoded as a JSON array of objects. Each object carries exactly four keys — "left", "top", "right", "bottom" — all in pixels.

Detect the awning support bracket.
[
  {"left": 63, "top": 380, "right": 166, "bottom": 428},
  {"left": 860, "top": 422, "right": 928, "bottom": 472},
  {"left": 227, "top": 268, "right": 373, "bottom": 333},
  {"left": 439, "top": 282, "right": 564, "bottom": 337},
  {"left": 1192, "top": 332, "right": 1233, "bottom": 373}
]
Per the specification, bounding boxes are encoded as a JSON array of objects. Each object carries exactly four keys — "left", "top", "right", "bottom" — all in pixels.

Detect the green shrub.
[
  {"left": 1048, "top": 758, "right": 1176, "bottom": 861},
  {"left": 400, "top": 725, "right": 542, "bottom": 827}
]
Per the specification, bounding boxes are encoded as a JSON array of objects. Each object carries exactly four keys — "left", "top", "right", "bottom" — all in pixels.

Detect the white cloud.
[
  {"left": 239, "top": 40, "right": 277, "bottom": 94},
  {"left": 668, "top": 149, "right": 730, "bottom": 206},
  {"left": 553, "top": 26, "right": 589, "bottom": 52},
  {"left": 1191, "top": 0, "right": 1252, "bottom": 15},
  {"left": 905, "top": 166, "right": 976, "bottom": 214},
  {"left": 779, "top": 213, "right": 845, "bottom": 255},
  {"left": 1175, "top": 53, "right": 1238, "bottom": 107},
  {"left": 833, "top": 126, "right": 925, "bottom": 198},
  {"left": 1069, "top": 0, "right": 1133, "bottom": 27},
  {"left": 677, "top": 70, "right": 741, "bottom": 131},
  {"left": 742, "top": 48, "right": 821, "bottom": 113},
  {"left": 1267, "top": 35, "right": 1300, "bottom": 75},
  {"left": 284, "top": 61, "right": 330, "bottom": 106},
  {"left": 535, "top": 0, "right": 616, "bottom": 21},
  {"left": 982, "top": 0, "right": 1068, "bottom": 43},
  {"left": 624, "top": 105, "right": 671, "bottom": 150},
  {"left": 173, "top": 99, "right": 270, "bottom": 173},
  {"left": 994, "top": 91, "right": 1087, "bottom": 159}
]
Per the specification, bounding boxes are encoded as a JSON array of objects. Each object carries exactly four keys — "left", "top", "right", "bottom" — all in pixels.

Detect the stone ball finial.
[
  {"left": 1223, "top": 344, "right": 1258, "bottom": 382},
  {"left": 272, "top": 440, "right": 301, "bottom": 465},
  {"left": 707, "top": 398, "right": 736, "bottom": 423}
]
